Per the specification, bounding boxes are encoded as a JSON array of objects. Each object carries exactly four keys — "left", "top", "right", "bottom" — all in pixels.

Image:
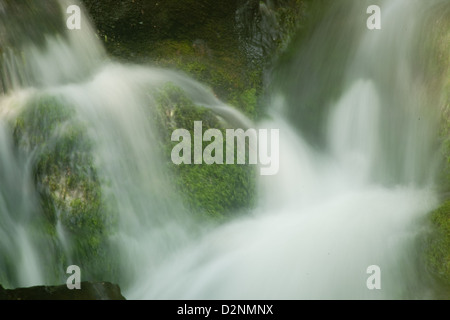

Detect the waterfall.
[
  {"left": 0, "top": 0, "right": 250, "bottom": 289},
  {"left": 0, "top": 0, "right": 448, "bottom": 299},
  {"left": 129, "top": 0, "right": 445, "bottom": 299}
]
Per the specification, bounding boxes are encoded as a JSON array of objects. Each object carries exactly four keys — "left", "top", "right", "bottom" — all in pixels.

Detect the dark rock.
[{"left": 0, "top": 282, "right": 126, "bottom": 300}]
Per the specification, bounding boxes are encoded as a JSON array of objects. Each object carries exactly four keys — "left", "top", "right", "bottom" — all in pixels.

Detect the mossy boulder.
[
  {"left": 154, "top": 83, "right": 256, "bottom": 220},
  {"left": 11, "top": 96, "right": 116, "bottom": 281}
]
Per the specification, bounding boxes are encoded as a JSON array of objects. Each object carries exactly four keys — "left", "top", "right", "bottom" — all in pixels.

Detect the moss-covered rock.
[
  {"left": 425, "top": 201, "right": 450, "bottom": 295},
  {"left": 154, "top": 83, "right": 256, "bottom": 220},
  {"left": 81, "top": 0, "right": 241, "bottom": 60},
  {"left": 11, "top": 96, "right": 116, "bottom": 281},
  {"left": 81, "top": 0, "right": 312, "bottom": 120},
  {"left": 149, "top": 39, "right": 261, "bottom": 118},
  {"left": 236, "top": 0, "right": 312, "bottom": 63}
]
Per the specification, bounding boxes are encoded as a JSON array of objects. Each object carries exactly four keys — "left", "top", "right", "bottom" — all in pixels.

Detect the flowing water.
[{"left": 0, "top": 0, "right": 448, "bottom": 299}]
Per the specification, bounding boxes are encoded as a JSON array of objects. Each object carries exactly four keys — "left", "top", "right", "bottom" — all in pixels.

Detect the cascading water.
[
  {"left": 0, "top": 0, "right": 448, "bottom": 299},
  {"left": 129, "top": 0, "right": 446, "bottom": 299},
  {"left": 0, "top": 0, "right": 254, "bottom": 290}
]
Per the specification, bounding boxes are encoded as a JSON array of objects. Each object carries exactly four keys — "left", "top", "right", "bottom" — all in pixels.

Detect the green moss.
[
  {"left": 425, "top": 201, "right": 450, "bottom": 295},
  {"left": 81, "top": 0, "right": 320, "bottom": 123},
  {"left": 175, "top": 163, "right": 256, "bottom": 221},
  {"left": 229, "top": 88, "right": 258, "bottom": 117},
  {"left": 150, "top": 39, "right": 262, "bottom": 119},
  {"left": 11, "top": 95, "right": 116, "bottom": 281},
  {"left": 154, "top": 84, "right": 257, "bottom": 220},
  {"left": 81, "top": 0, "right": 318, "bottom": 124}
]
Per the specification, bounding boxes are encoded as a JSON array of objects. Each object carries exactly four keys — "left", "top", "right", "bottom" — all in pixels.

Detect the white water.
[
  {"left": 0, "top": 0, "right": 447, "bottom": 299},
  {"left": 128, "top": 0, "right": 444, "bottom": 299}
]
